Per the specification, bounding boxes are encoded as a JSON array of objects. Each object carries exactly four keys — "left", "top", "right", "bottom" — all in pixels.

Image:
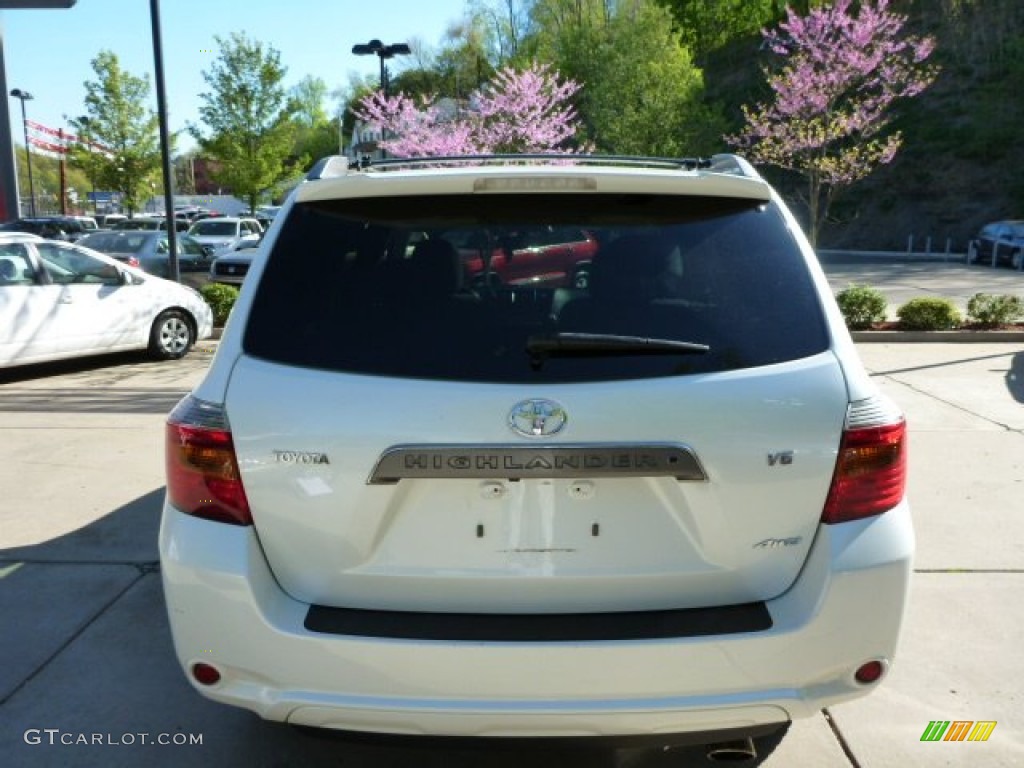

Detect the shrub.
[
  {"left": 896, "top": 297, "right": 962, "bottom": 330},
  {"left": 835, "top": 284, "right": 888, "bottom": 329},
  {"left": 966, "top": 293, "right": 1023, "bottom": 327},
  {"left": 200, "top": 283, "right": 240, "bottom": 326}
]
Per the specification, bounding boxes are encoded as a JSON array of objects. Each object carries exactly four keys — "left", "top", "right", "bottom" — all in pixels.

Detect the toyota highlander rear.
[{"left": 160, "top": 155, "right": 912, "bottom": 763}]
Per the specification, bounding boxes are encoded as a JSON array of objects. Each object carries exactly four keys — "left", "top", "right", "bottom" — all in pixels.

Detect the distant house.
[{"left": 349, "top": 121, "right": 384, "bottom": 160}]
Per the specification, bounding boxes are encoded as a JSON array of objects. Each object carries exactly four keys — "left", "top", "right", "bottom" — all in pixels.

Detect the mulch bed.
[{"left": 864, "top": 321, "right": 1024, "bottom": 332}]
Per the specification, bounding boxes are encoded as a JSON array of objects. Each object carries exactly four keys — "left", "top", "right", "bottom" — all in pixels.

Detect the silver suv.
[
  {"left": 161, "top": 155, "right": 912, "bottom": 764},
  {"left": 185, "top": 216, "right": 262, "bottom": 254}
]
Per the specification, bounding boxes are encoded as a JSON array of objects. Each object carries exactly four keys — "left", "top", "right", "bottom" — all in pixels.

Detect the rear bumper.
[{"left": 159, "top": 500, "right": 913, "bottom": 738}]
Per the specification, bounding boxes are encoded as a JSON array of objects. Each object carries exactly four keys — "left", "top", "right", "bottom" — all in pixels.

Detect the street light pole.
[
  {"left": 9, "top": 88, "right": 36, "bottom": 217},
  {"left": 338, "top": 101, "right": 346, "bottom": 156},
  {"left": 77, "top": 116, "right": 98, "bottom": 214},
  {"left": 351, "top": 40, "right": 410, "bottom": 159},
  {"left": 149, "top": 0, "right": 179, "bottom": 281},
  {"left": 351, "top": 39, "right": 411, "bottom": 98}
]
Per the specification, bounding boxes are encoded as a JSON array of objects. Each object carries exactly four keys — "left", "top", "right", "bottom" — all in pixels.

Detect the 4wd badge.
[{"left": 508, "top": 399, "right": 568, "bottom": 438}]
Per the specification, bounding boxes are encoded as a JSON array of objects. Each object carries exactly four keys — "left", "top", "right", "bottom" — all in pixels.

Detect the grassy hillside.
[{"left": 700, "top": 0, "right": 1024, "bottom": 251}]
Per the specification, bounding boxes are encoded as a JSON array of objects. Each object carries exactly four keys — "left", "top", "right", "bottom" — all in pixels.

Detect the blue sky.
[{"left": 3, "top": 0, "right": 470, "bottom": 151}]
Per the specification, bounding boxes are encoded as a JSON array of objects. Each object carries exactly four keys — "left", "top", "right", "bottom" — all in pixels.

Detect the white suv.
[{"left": 160, "top": 155, "right": 911, "bottom": 763}]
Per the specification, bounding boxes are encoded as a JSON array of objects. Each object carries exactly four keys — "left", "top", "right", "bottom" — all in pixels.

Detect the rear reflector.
[
  {"left": 191, "top": 662, "right": 221, "bottom": 686},
  {"left": 166, "top": 396, "right": 252, "bottom": 526},
  {"left": 854, "top": 660, "right": 886, "bottom": 685},
  {"left": 822, "top": 397, "right": 907, "bottom": 524}
]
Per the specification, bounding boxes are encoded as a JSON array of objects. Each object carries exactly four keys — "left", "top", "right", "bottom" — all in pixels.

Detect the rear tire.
[{"left": 148, "top": 309, "right": 195, "bottom": 360}]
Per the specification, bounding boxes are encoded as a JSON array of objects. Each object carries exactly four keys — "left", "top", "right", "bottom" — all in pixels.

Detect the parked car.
[
  {"left": 112, "top": 216, "right": 190, "bottom": 233},
  {"left": 96, "top": 213, "right": 128, "bottom": 229},
  {"left": 161, "top": 154, "right": 911, "bottom": 764},
  {"left": 254, "top": 205, "right": 281, "bottom": 229},
  {"left": 0, "top": 232, "right": 212, "bottom": 368},
  {"left": 77, "top": 230, "right": 214, "bottom": 279},
  {"left": 174, "top": 206, "right": 212, "bottom": 222},
  {"left": 0, "top": 216, "right": 92, "bottom": 242},
  {"left": 438, "top": 225, "right": 598, "bottom": 288},
  {"left": 208, "top": 235, "right": 262, "bottom": 286},
  {"left": 967, "top": 219, "right": 1024, "bottom": 269},
  {"left": 186, "top": 217, "right": 262, "bottom": 254},
  {"left": 70, "top": 215, "right": 99, "bottom": 233}
]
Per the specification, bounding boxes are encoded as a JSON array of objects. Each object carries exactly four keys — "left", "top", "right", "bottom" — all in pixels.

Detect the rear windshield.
[
  {"left": 80, "top": 232, "right": 147, "bottom": 253},
  {"left": 191, "top": 221, "right": 237, "bottom": 236},
  {"left": 244, "top": 193, "right": 829, "bottom": 383}
]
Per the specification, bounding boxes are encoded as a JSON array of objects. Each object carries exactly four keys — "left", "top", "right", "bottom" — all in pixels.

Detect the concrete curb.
[{"left": 851, "top": 330, "right": 1024, "bottom": 343}]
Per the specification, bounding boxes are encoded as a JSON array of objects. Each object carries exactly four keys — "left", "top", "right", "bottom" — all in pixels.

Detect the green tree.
[
  {"left": 331, "top": 74, "right": 378, "bottom": 154},
  {"left": 392, "top": 19, "right": 497, "bottom": 101},
  {"left": 523, "top": 0, "right": 725, "bottom": 155},
  {"left": 585, "top": 2, "right": 725, "bottom": 154},
  {"left": 657, "top": 0, "right": 785, "bottom": 63},
  {"left": 15, "top": 145, "right": 91, "bottom": 215},
  {"left": 190, "top": 32, "right": 300, "bottom": 212},
  {"left": 290, "top": 75, "right": 341, "bottom": 163},
  {"left": 66, "top": 118, "right": 110, "bottom": 210},
  {"left": 291, "top": 75, "right": 328, "bottom": 127},
  {"left": 470, "top": 0, "right": 531, "bottom": 63},
  {"left": 172, "top": 150, "right": 203, "bottom": 196},
  {"left": 66, "top": 51, "right": 161, "bottom": 215}
]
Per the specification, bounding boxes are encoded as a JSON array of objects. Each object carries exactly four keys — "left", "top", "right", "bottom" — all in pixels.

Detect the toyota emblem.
[{"left": 508, "top": 399, "right": 567, "bottom": 438}]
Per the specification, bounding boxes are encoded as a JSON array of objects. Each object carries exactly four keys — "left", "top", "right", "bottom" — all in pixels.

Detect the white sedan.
[{"left": 0, "top": 232, "right": 213, "bottom": 369}]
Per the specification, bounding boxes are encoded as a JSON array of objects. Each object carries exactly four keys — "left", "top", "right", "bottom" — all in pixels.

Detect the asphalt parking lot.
[{"left": 1, "top": 260, "right": 1022, "bottom": 768}]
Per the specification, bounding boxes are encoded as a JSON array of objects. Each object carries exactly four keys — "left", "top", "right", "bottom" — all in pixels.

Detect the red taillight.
[
  {"left": 166, "top": 397, "right": 251, "bottom": 525},
  {"left": 822, "top": 417, "right": 906, "bottom": 524},
  {"left": 127, "top": 256, "right": 140, "bottom": 267}
]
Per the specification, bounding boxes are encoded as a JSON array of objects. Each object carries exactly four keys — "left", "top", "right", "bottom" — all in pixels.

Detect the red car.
[{"left": 440, "top": 226, "right": 598, "bottom": 288}]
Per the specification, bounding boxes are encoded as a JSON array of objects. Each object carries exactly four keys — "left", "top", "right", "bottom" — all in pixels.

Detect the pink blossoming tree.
[
  {"left": 353, "top": 63, "right": 585, "bottom": 157},
  {"left": 730, "top": 0, "right": 937, "bottom": 245}
]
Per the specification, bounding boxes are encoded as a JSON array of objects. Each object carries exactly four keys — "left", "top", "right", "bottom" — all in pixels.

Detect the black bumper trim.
[
  {"left": 293, "top": 721, "right": 791, "bottom": 752},
  {"left": 303, "top": 602, "right": 771, "bottom": 641}
]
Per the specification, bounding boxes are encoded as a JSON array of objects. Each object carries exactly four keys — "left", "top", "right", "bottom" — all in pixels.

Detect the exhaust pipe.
[{"left": 706, "top": 736, "right": 757, "bottom": 762}]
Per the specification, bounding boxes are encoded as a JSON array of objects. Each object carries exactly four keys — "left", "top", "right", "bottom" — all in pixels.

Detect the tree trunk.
[{"left": 807, "top": 172, "right": 820, "bottom": 247}]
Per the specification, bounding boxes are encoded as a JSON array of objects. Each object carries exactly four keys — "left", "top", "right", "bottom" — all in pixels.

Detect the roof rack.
[
  {"left": 304, "top": 153, "right": 761, "bottom": 180},
  {"left": 707, "top": 154, "right": 760, "bottom": 179},
  {"left": 305, "top": 155, "right": 351, "bottom": 181},
  {"left": 361, "top": 154, "right": 714, "bottom": 172}
]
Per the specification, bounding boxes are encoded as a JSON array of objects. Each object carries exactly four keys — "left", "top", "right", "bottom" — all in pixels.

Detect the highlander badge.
[{"left": 508, "top": 399, "right": 567, "bottom": 438}]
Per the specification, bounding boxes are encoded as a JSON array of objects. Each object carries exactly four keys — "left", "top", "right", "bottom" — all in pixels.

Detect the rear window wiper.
[{"left": 526, "top": 332, "right": 709, "bottom": 370}]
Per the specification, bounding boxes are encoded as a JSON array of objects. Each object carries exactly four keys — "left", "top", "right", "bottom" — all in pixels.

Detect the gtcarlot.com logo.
[
  {"left": 920, "top": 720, "right": 997, "bottom": 742},
  {"left": 24, "top": 729, "right": 203, "bottom": 746}
]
